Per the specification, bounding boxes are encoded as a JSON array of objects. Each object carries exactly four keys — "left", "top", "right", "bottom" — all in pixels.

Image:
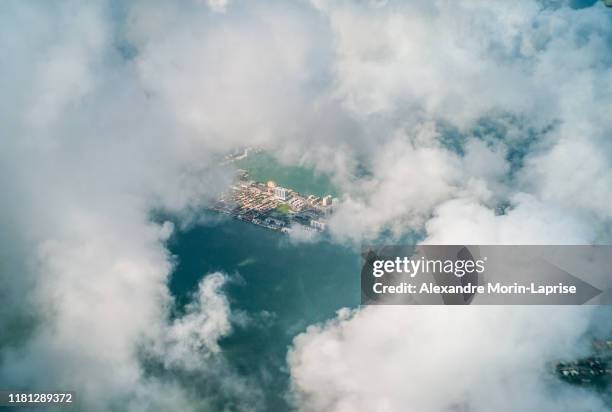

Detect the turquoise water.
[
  {"left": 236, "top": 152, "right": 339, "bottom": 197},
  {"left": 166, "top": 154, "right": 353, "bottom": 409},
  {"left": 167, "top": 215, "right": 361, "bottom": 410}
]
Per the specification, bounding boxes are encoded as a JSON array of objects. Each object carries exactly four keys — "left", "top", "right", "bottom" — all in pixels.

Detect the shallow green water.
[{"left": 236, "top": 152, "right": 339, "bottom": 197}]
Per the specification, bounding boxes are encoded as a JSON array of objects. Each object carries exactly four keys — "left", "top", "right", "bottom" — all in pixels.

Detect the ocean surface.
[{"left": 167, "top": 154, "right": 358, "bottom": 409}]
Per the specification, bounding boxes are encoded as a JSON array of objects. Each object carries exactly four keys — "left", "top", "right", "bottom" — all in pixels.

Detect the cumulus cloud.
[
  {"left": 124, "top": 0, "right": 334, "bottom": 152},
  {"left": 318, "top": 0, "right": 612, "bottom": 244},
  {"left": 143, "top": 272, "right": 264, "bottom": 411},
  {"left": 154, "top": 273, "right": 232, "bottom": 368},
  {"left": 328, "top": 125, "right": 462, "bottom": 240},
  {"left": 424, "top": 195, "right": 598, "bottom": 245},
  {"left": 0, "top": 1, "right": 256, "bottom": 409},
  {"left": 288, "top": 306, "right": 607, "bottom": 412},
  {"left": 287, "top": 2, "right": 612, "bottom": 412}
]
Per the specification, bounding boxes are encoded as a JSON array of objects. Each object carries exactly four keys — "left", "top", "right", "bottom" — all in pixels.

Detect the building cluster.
[
  {"left": 554, "top": 339, "right": 612, "bottom": 387},
  {"left": 211, "top": 170, "right": 338, "bottom": 233}
]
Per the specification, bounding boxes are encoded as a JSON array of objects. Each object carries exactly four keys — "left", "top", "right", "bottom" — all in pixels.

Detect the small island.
[{"left": 211, "top": 169, "right": 338, "bottom": 233}]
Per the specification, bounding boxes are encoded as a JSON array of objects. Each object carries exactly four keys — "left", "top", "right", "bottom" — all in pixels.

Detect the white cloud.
[
  {"left": 156, "top": 273, "right": 232, "bottom": 368},
  {"left": 328, "top": 127, "right": 463, "bottom": 241},
  {"left": 525, "top": 135, "right": 612, "bottom": 220},
  {"left": 288, "top": 306, "right": 607, "bottom": 412},
  {"left": 0, "top": 2, "right": 249, "bottom": 409},
  {"left": 206, "top": 0, "right": 231, "bottom": 13},
  {"left": 127, "top": 0, "right": 328, "bottom": 152},
  {"left": 424, "top": 195, "right": 597, "bottom": 245},
  {"left": 288, "top": 2, "right": 612, "bottom": 412},
  {"left": 0, "top": 0, "right": 611, "bottom": 411},
  {"left": 288, "top": 224, "right": 321, "bottom": 244},
  {"left": 315, "top": 0, "right": 612, "bottom": 244}
]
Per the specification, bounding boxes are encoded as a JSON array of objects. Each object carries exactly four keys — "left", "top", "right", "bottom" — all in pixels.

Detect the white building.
[
  {"left": 322, "top": 195, "right": 333, "bottom": 206},
  {"left": 274, "top": 186, "right": 288, "bottom": 200}
]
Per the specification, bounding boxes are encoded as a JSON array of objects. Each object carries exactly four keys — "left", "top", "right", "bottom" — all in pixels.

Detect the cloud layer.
[
  {"left": 0, "top": 0, "right": 611, "bottom": 411},
  {"left": 289, "top": 306, "right": 607, "bottom": 412}
]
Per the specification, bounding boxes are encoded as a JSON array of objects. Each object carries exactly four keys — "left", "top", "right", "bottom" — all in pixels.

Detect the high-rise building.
[
  {"left": 322, "top": 195, "right": 332, "bottom": 206},
  {"left": 274, "top": 186, "right": 288, "bottom": 200}
]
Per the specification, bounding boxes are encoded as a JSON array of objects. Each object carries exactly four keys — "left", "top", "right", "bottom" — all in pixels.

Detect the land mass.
[{"left": 211, "top": 169, "right": 337, "bottom": 233}]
